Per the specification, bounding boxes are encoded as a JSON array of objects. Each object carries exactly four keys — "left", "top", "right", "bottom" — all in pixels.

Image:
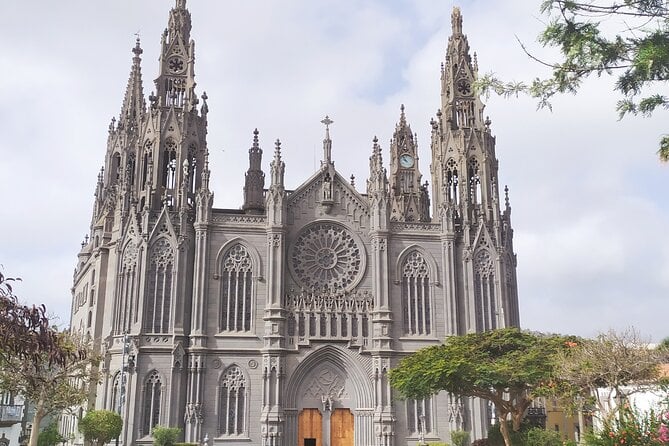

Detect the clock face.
[
  {"left": 399, "top": 154, "right": 414, "bottom": 168},
  {"left": 167, "top": 56, "right": 185, "bottom": 74}
]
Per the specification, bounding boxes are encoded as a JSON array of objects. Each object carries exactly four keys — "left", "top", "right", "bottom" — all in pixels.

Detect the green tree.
[
  {"left": 477, "top": 0, "right": 669, "bottom": 161},
  {"left": 151, "top": 426, "right": 181, "bottom": 446},
  {"left": 0, "top": 330, "right": 97, "bottom": 446},
  {"left": 78, "top": 410, "right": 123, "bottom": 446},
  {"left": 37, "top": 422, "right": 65, "bottom": 446},
  {"left": 389, "top": 328, "right": 574, "bottom": 446}
]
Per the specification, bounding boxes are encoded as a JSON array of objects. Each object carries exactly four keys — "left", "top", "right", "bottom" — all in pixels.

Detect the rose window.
[{"left": 289, "top": 222, "right": 365, "bottom": 292}]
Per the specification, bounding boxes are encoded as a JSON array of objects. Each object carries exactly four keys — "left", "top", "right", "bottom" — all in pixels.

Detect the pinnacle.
[
  {"left": 132, "top": 37, "right": 143, "bottom": 57},
  {"left": 452, "top": 6, "right": 463, "bottom": 35}
]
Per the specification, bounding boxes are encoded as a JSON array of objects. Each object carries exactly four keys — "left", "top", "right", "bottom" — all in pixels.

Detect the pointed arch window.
[
  {"left": 188, "top": 145, "right": 198, "bottom": 195},
  {"left": 468, "top": 157, "right": 481, "bottom": 204},
  {"left": 110, "top": 372, "right": 121, "bottom": 413},
  {"left": 445, "top": 158, "right": 459, "bottom": 204},
  {"left": 218, "top": 366, "right": 247, "bottom": 436},
  {"left": 111, "top": 153, "right": 122, "bottom": 183},
  {"left": 406, "top": 397, "right": 433, "bottom": 436},
  {"left": 474, "top": 249, "right": 497, "bottom": 331},
  {"left": 219, "top": 244, "right": 253, "bottom": 332},
  {"left": 401, "top": 251, "right": 431, "bottom": 335},
  {"left": 142, "top": 371, "right": 162, "bottom": 436},
  {"left": 162, "top": 138, "right": 178, "bottom": 189},
  {"left": 114, "top": 241, "right": 139, "bottom": 334},
  {"left": 144, "top": 238, "right": 174, "bottom": 333}
]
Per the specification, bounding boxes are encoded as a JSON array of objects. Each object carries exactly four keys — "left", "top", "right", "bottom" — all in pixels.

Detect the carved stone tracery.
[{"left": 289, "top": 222, "right": 365, "bottom": 292}]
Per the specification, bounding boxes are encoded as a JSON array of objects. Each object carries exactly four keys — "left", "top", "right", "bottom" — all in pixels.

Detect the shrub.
[
  {"left": 451, "top": 429, "right": 470, "bottom": 446},
  {"left": 583, "top": 406, "right": 664, "bottom": 446},
  {"left": 152, "top": 426, "right": 181, "bottom": 446},
  {"left": 38, "top": 422, "right": 64, "bottom": 446},
  {"left": 78, "top": 410, "right": 123, "bottom": 446},
  {"left": 523, "top": 427, "right": 562, "bottom": 446}
]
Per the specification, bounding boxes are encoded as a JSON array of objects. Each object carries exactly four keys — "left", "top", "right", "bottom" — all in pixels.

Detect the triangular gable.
[
  {"left": 287, "top": 168, "right": 370, "bottom": 229},
  {"left": 472, "top": 219, "right": 497, "bottom": 254},
  {"left": 148, "top": 207, "right": 178, "bottom": 242},
  {"left": 121, "top": 207, "right": 142, "bottom": 241},
  {"left": 161, "top": 107, "right": 184, "bottom": 141}
]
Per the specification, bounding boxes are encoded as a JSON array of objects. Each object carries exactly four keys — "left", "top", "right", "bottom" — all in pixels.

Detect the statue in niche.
[{"left": 322, "top": 173, "right": 333, "bottom": 201}]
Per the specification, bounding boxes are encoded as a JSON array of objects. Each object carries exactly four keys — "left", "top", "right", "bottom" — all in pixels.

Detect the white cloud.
[{"left": 1, "top": 0, "right": 667, "bottom": 340}]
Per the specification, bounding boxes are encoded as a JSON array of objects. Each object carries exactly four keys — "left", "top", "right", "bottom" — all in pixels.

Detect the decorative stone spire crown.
[
  {"left": 118, "top": 38, "right": 146, "bottom": 131},
  {"left": 243, "top": 129, "right": 266, "bottom": 214}
]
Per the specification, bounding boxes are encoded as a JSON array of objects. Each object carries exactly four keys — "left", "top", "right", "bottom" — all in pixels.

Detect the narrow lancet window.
[
  {"left": 219, "top": 244, "right": 253, "bottom": 332},
  {"left": 401, "top": 251, "right": 431, "bottom": 335},
  {"left": 218, "top": 366, "right": 247, "bottom": 436}
]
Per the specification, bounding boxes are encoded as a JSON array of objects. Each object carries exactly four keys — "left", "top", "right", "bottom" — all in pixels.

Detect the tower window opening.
[
  {"left": 127, "top": 153, "right": 136, "bottom": 187},
  {"left": 162, "top": 139, "right": 177, "bottom": 191},
  {"left": 111, "top": 153, "right": 121, "bottom": 183},
  {"left": 189, "top": 154, "right": 198, "bottom": 195},
  {"left": 445, "top": 158, "right": 459, "bottom": 204},
  {"left": 468, "top": 158, "right": 481, "bottom": 204}
]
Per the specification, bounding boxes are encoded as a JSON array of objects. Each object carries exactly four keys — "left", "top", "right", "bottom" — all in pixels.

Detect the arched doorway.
[{"left": 285, "top": 346, "right": 375, "bottom": 446}]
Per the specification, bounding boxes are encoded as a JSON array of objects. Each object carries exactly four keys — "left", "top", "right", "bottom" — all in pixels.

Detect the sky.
[{"left": 1, "top": 0, "right": 667, "bottom": 341}]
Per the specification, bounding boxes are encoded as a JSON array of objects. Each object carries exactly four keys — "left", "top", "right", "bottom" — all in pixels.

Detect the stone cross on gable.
[{"left": 321, "top": 115, "right": 333, "bottom": 166}]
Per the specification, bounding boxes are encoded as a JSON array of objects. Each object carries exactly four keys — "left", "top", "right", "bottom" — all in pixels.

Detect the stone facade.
[{"left": 68, "top": 2, "right": 520, "bottom": 446}]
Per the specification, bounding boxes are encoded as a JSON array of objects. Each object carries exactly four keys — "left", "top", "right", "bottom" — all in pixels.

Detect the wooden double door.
[{"left": 298, "top": 408, "right": 353, "bottom": 446}]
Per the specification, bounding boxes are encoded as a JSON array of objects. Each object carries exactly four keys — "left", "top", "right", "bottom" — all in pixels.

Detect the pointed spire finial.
[
  {"left": 132, "top": 35, "right": 143, "bottom": 57},
  {"left": 176, "top": 0, "right": 187, "bottom": 9},
  {"left": 504, "top": 185, "right": 510, "bottom": 208},
  {"left": 400, "top": 104, "right": 406, "bottom": 124},
  {"left": 321, "top": 115, "right": 333, "bottom": 166},
  {"left": 251, "top": 128, "right": 260, "bottom": 152},
  {"left": 321, "top": 115, "right": 333, "bottom": 140},
  {"left": 452, "top": 7, "right": 463, "bottom": 35},
  {"left": 274, "top": 139, "right": 282, "bottom": 161}
]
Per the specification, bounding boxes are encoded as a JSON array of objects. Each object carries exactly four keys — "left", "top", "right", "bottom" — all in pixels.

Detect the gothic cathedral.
[{"left": 68, "top": 2, "right": 520, "bottom": 445}]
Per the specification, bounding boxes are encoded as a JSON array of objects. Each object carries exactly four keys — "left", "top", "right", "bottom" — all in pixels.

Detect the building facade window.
[
  {"left": 474, "top": 249, "right": 497, "bottom": 331},
  {"left": 219, "top": 244, "right": 253, "bottom": 332},
  {"left": 406, "top": 397, "right": 433, "bottom": 436},
  {"left": 218, "top": 365, "right": 247, "bottom": 436},
  {"left": 401, "top": 251, "right": 431, "bottom": 335},
  {"left": 142, "top": 371, "right": 162, "bottom": 436},
  {"left": 144, "top": 238, "right": 174, "bottom": 333}
]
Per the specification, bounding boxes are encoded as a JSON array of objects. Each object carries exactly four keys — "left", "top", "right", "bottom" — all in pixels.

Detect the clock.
[
  {"left": 399, "top": 154, "right": 414, "bottom": 168},
  {"left": 167, "top": 56, "right": 185, "bottom": 74}
]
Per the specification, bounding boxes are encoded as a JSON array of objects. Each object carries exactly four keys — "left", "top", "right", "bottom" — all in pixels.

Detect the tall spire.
[
  {"left": 243, "top": 129, "right": 266, "bottom": 214},
  {"left": 119, "top": 37, "right": 146, "bottom": 131},
  {"left": 441, "top": 7, "right": 484, "bottom": 130}
]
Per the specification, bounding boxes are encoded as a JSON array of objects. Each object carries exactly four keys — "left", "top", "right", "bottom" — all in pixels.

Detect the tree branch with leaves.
[{"left": 477, "top": 0, "right": 669, "bottom": 161}]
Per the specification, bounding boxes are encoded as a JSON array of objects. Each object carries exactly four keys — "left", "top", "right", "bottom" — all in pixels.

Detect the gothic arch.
[
  {"left": 284, "top": 345, "right": 373, "bottom": 409},
  {"left": 141, "top": 369, "right": 166, "bottom": 436},
  {"left": 214, "top": 238, "right": 262, "bottom": 280},
  {"left": 395, "top": 245, "right": 439, "bottom": 284},
  {"left": 215, "top": 240, "right": 260, "bottom": 333},
  {"left": 216, "top": 364, "right": 250, "bottom": 437},
  {"left": 395, "top": 246, "right": 438, "bottom": 336}
]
